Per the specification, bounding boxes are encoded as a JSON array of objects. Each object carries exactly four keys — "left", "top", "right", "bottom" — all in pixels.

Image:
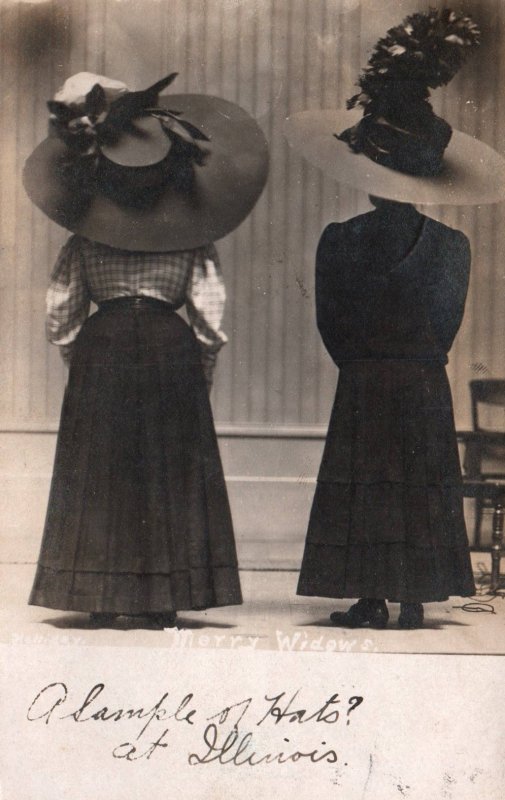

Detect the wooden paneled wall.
[{"left": 1, "top": 0, "right": 504, "bottom": 431}]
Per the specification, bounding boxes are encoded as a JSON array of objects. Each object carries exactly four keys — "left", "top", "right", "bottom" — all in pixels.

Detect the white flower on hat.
[{"left": 54, "top": 72, "right": 129, "bottom": 107}]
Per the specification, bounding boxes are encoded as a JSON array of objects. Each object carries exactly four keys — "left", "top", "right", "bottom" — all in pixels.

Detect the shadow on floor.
[
  {"left": 299, "top": 617, "right": 470, "bottom": 631},
  {"left": 41, "top": 614, "right": 237, "bottom": 631}
]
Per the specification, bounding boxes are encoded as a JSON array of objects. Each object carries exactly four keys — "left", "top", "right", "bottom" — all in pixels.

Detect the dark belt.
[{"left": 97, "top": 296, "right": 176, "bottom": 313}]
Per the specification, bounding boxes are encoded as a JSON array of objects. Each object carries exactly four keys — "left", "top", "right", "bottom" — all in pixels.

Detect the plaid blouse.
[{"left": 46, "top": 235, "right": 227, "bottom": 381}]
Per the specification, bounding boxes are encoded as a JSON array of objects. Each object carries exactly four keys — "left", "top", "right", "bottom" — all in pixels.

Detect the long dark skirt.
[
  {"left": 29, "top": 298, "right": 242, "bottom": 614},
  {"left": 297, "top": 361, "right": 476, "bottom": 603}
]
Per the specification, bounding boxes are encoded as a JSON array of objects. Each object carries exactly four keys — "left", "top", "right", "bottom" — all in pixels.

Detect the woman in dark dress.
[
  {"left": 285, "top": 9, "right": 505, "bottom": 628},
  {"left": 297, "top": 197, "right": 475, "bottom": 628},
  {"left": 23, "top": 72, "right": 268, "bottom": 628}
]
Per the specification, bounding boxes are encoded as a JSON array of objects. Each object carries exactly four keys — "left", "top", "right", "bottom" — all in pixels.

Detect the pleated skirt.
[
  {"left": 297, "top": 361, "right": 476, "bottom": 603},
  {"left": 29, "top": 298, "right": 242, "bottom": 614}
]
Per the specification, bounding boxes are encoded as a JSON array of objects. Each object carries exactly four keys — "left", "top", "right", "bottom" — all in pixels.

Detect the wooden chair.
[
  {"left": 457, "top": 380, "right": 505, "bottom": 591},
  {"left": 457, "top": 379, "right": 505, "bottom": 546}
]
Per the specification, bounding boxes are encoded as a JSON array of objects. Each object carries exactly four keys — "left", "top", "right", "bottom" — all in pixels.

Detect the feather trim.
[{"left": 347, "top": 8, "right": 480, "bottom": 113}]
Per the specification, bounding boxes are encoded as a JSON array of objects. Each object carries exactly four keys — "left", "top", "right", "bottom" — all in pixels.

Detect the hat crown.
[
  {"left": 339, "top": 8, "right": 480, "bottom": 177},
  {"left": 101, "top": 116, "right": 172, "bottom": 168},
  {"left": 46, "top": 71, "right": 212, "bottom": 208}
]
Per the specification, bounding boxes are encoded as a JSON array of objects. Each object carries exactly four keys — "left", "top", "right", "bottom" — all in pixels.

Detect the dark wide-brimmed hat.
[
  {"left": 285, "top": 9, "right": 505, "bottom": 206},
  {"left": 24, "top": 72, "right": 269, "bottom": 251}
]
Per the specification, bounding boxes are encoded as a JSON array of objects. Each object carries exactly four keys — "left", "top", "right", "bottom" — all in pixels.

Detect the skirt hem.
[
  {"left": 28, "top": 594, "right": 243, "bottom": 614},
  {"left": 295, "top": 588, "right": 475, "bottom": 603},
  {"left": 29, "top": 563, "right": 243, "bottom": 614}
]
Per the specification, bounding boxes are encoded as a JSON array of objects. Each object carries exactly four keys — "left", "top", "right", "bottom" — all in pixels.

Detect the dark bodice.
[{"left": 316, "top": 211, "right": 471, "bottom": 366}]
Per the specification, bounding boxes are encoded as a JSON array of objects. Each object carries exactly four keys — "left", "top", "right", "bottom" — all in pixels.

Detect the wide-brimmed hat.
[
  {"left": 284, "top": 9, "right": 505, "bottom": 206},
  {"left": 284, "top": 107, "right": 505, "bottom": 206},
  {"left": 24, "top": 73, "right": 269, "bottom": 251}
]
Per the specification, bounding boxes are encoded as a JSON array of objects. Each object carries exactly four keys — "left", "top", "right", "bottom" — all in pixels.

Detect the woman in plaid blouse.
[
  {"left": 45, "top": 235, "right": 228, "bottom": 384},
  {"left": 28, "top": 233, "right": 243, "bottom": 628}
]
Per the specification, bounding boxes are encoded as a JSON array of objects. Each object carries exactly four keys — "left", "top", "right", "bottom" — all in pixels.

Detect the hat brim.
[
  {"left": 24, "top": 95, "right": 269, "bottom": 251},
  {"left": 284, "top": 109, "right": 505, "bottom": 206}
]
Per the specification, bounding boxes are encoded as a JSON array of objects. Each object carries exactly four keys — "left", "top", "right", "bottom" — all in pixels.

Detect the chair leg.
[
  {"left": 490, "top": 500, "right": 504, "bottom": 593},
  {"left": 474, "top": 497, "right": 484, "bottom": 548}
]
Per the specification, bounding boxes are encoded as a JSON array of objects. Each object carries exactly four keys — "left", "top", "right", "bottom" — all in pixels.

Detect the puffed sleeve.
[
  {"left": 46, "top": 235, "right": 91, "bottom": 366},
  {"left": 185, "top": 243, "right": 228, "bottom": 388},
  {"left": 316, "top": 223, "right": 365, "bottom": 365},
  {"left": 426, "top": 229, "right": 471, "bottom": 353}
]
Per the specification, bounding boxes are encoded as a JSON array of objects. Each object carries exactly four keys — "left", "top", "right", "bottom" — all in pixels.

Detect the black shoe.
[
  {"left": 149, "top": 612, "right": 178, "bottom": 629},
  {"left": 330, "top": 599, "right": 389, "bottom": 629},
  {"left": 89, "top": 612, "right": 118, "bottom": 628},
  {"left": 398, "top": 603, "right": 424, "bottom": 629}
]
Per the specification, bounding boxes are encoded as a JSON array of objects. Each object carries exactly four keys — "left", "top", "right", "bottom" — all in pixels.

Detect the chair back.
[{"left": 470, "top": 379, "right": 505, "bottom": 432}]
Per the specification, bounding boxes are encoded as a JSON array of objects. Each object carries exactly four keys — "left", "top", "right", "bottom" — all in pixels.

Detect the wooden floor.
[{"left": 1, "top": 554, "right": 504, "bottom": 655}]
